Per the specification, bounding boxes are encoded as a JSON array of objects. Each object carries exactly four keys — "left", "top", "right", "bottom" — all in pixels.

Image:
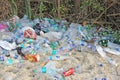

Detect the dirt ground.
[{"left": 0, "top": 50, "right": 120, "bottom": 80}]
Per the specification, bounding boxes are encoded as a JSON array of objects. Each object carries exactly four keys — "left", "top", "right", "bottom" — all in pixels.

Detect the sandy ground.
[{"left": 0, "top": 49, "right": 120, "bottom": 80}]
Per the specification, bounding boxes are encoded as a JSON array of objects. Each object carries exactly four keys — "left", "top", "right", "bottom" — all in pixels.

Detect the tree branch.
[{"left": 94, "top": 3, "right": 115, "bottom": 22}]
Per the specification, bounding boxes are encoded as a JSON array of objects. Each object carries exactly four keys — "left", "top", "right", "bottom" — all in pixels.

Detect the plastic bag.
[{"left": 22, "top": 27, "right": 37, "bottom": 39}]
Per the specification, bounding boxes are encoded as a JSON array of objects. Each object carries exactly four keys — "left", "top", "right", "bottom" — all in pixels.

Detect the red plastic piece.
[
  {"left": 63, "top": 68, "right": 75, "bottom": 76},
  {"left": 24, "top": 29, "right": 37, "bottom": 39}
]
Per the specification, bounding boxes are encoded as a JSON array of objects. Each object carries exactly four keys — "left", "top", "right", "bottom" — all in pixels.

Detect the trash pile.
[{"left": 0, "top": 15, "right": 120, "bottom": 80}]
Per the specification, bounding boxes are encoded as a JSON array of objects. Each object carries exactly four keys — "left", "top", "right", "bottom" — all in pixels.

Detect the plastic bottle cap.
[
  {"left": 6, "top": 58, "right": 13, "bottom": 65},
  {"left": 52, "top": 50, "right": 57, "bottom": 55},
  {"left": 99, "top": 64, "right": 103, "bottom": 67},
  {"left": 41, "top": 67, "right": 46, "bottom": 73},
  {"left": 20, "top": 44, "right": 25, "bottom": 48}
]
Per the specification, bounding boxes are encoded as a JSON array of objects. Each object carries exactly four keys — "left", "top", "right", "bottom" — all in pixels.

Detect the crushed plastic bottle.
[{"left": 0, "top": 40, "right": 16, "bottom": 50}]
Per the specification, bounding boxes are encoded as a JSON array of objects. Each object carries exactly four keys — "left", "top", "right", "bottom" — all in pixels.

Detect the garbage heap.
[{"left": 0, "top": 15, "right": 120, "bottom": 80}]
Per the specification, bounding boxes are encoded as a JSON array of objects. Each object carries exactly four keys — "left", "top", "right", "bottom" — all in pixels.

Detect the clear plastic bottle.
[
  {"left": 21, "top": 46, "right": 33, "bottom": 54},
  {"left": 107, "top": 41, "right": 120, "bottom": 51}
]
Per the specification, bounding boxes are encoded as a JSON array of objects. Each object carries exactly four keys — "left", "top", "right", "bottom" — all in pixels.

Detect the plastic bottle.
[
  {"left": 6, "top": 22, "right": 17, "bottom": 32},
  {"left": 19, "top": 15, "right": 33, "bottom": 27},
  {"left": 48, "top": 54, "right": 69, "bottom": 61},
  {"left": 0, "top": 40, "right": 16, "bottom": 51},
  {"left": 101, "top": 78, "right": 107, "bottom": 80},
  {"left": 0, "top": 55, "right": 4, "bottom": 61},
  {"left": 0, "top": 31, "right": 14, "bottom": 40},
  {"left": 87, "top": 43, "right": 96, "bottom": 52},
  {"left": 103, "top": 47, "right": 120, "bottom": 55},
  {"left": 60, "top": 44, "right": 72, "bottom": 52},
  {"left": 50, "top": 41, "right": 59, "bottom": 49},
  {"left": 107, "top": 41, "right": 120, "bottom": 51},
  {"left": 21, "top": 46, "right": 33, "bottom": 54},
  {"left": 16, "top": 36, "right": 25, "bottom": 44},
  {"left": 96, "top": 45, "right": 107, "bottom": 58},
  {"left": 80, "top": 40, "right": 87, "bottom": 46},
  {"left": 106, "top": 57, "right": 117, "bottom": 66},
  {"left": 9, "top": 50, "right": 19, "bottom": 59}
]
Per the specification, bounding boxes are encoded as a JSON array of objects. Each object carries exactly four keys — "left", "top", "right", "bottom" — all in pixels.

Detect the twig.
[
  {"left": 94, "top": 3, "right": 115, "bottom": 22},
  {"left": 87, "top": 21, "right": 113, "bottom": 25},
  {"left": 107, "top": 13, "right": 120, "bottom": 16},
  {"left": 108, "top": 17, "right": 120, "bottom": 30},
  {"left": 44, "top": 13, "right": 54, "bottom": 19},
  {"left": 83, "top": 9, "right": 96, "bottom": 21},
  {"left": 78, "top": 20, "right": 113, "bottom": 25}
]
